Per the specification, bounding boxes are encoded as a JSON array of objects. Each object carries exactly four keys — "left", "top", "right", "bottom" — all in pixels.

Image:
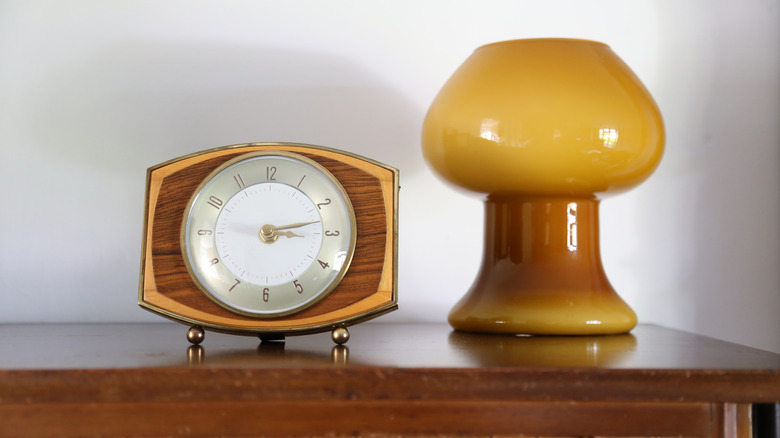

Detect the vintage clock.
[{"left": 139, "top": 143, "right": 399, "bottom": 344}]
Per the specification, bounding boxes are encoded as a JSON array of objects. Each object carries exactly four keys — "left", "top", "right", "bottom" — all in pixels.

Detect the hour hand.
[
  {"left": 275, "top": 230, "right": 303, "bottom": 239},
  {"left": 259, "top": 224, "right": 308, "bottom": 243}
]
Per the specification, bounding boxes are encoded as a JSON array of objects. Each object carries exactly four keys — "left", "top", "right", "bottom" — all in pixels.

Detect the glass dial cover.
[{"left": 181, "top": 151, "right": 356, "bottom": 317}]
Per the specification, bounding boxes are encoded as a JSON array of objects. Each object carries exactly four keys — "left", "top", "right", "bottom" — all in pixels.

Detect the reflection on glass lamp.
[{"left": 422, "top": 39, "right": 665, "bottom": 335}]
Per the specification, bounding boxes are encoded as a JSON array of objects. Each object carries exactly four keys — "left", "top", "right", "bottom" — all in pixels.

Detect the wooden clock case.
[{"left": 139, "top": 143, "right": 398, "bottom": 339}]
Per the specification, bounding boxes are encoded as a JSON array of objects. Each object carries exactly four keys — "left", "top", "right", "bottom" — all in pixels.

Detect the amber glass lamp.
[{"left": 422, "top": 39, "right": 664, "bottom": 335}]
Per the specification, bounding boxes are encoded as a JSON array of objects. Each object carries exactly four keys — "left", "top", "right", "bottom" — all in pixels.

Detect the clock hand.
[
  {"left": 258, "top": 222, "right": 317, "bottom": 243},
  {"left": 275, "top": 231, "right": 304, "bottom": 239},
  {"left": 273, "top": 221, "right": 320, "bottom": 231}
]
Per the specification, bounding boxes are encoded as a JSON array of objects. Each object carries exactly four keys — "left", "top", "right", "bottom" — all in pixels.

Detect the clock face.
[{"left": 181, "top": 151, "right": 356, "bottom": 317}]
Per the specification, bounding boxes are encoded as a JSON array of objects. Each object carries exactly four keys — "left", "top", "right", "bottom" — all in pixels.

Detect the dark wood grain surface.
[
  {"left": 3, "top": 322, "right": 779, "bottom": 369},
  {"left": 1, "top": 322, "right": 777, "bottom": 437}
]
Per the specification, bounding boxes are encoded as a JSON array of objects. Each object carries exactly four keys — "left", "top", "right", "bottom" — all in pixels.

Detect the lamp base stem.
[{"left": 449, "top": 196, "right": 636, "bottom": 335}]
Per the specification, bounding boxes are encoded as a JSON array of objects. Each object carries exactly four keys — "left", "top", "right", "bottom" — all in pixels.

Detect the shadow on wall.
[
  {"left": 687, "top": 3, "right": 780, "bottom": 348},
  {"left": 28, "top": 42, "right": 424, "bottom": 174},
  {"left": 12, "top": 42, "right": 423, "bottom": 322},
  {"left": 640, "top": 1, "right": 780, "bottom": 351}
]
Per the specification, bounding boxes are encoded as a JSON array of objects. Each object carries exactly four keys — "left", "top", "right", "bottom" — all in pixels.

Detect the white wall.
[{"left": 1, "top": 0, "right": 778, "bottom": 352}]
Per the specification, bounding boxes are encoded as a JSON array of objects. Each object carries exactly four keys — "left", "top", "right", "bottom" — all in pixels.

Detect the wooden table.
[{"left": 1, "top": 322, "right": 778, "bottom": 437}]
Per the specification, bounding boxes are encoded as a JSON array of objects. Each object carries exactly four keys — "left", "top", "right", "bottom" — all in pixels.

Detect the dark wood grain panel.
[
  {"left": 1, "top": 324, "right": 778, "bottom": 437},
  {"left": 0, "top": 399, "right": 714, "bottom": 438}
]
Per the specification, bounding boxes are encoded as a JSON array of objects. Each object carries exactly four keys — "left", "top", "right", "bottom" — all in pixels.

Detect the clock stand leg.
[
  {"left": 331, "top": 326, "right": 350, "bottom": 345},
  {"left": 186, "top": 326, "right": 205, "bottom": 345}
]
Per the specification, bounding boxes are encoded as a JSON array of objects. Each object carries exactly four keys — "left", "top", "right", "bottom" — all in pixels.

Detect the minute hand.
[{"left": 273, "top": 221, "right": 320, "bottom": 231}]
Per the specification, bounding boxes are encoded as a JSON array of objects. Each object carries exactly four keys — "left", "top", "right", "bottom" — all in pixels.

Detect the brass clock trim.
[
  {"left": 179, "top": 150, "right": 358, "bottom": 319},
  {"left": 138, "top": 142, "right": 399, "bottom": 343}
]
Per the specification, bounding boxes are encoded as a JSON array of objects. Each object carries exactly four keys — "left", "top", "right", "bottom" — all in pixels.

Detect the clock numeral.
[
  {"left": 262, "top": 288, "right": 270, "bottom": 302},
  {"left": 266, "top": 166, "right": 277, "bottom": 181},
  {"left": 229, "top": 279, "right": 240, "bottom": 292},
  {"left": 318, "top": 259, "right": 330, "bottom": 269},
  {"left": 297, "top": 175, "right": 306, "bottom": 188},
  {"left": 293, "top": 280, "right": 304, "bottom": 294},
  {"left": 325, "top": 230, "right": 340, "bottom": 237},
  {"left": 197, "top": 229, "right": 212, "bottom": 236},
  {"left": 209, "top": 258, "right": 219, "bottom": 266},
  {"left": 317, "top": 198, "right": 331, "bottom": 210},
  {"left": 234, "top": 173, "right": 246, "bottom": 189},
  {"left": 207, "top": 196, "right": 223, "bottom": 209}
]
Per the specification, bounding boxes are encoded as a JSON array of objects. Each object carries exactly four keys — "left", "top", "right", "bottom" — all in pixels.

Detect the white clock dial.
[
  {"left": 215, "top": 183, "right": 323, "bottom": 286},
  {"left": 181, "top": 152, "right": 356, "bottom": 317}
]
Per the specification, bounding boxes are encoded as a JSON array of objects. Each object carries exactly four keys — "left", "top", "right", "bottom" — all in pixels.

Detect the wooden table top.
[
  {"left": 1, "top": 322, "right": 778, "bottom": 370},
  {"left": 4, "top": 322, "right": 777, "bottom": 437},
  {"left": 1, "top": 322, "right": 778, "bottom": 403}
]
